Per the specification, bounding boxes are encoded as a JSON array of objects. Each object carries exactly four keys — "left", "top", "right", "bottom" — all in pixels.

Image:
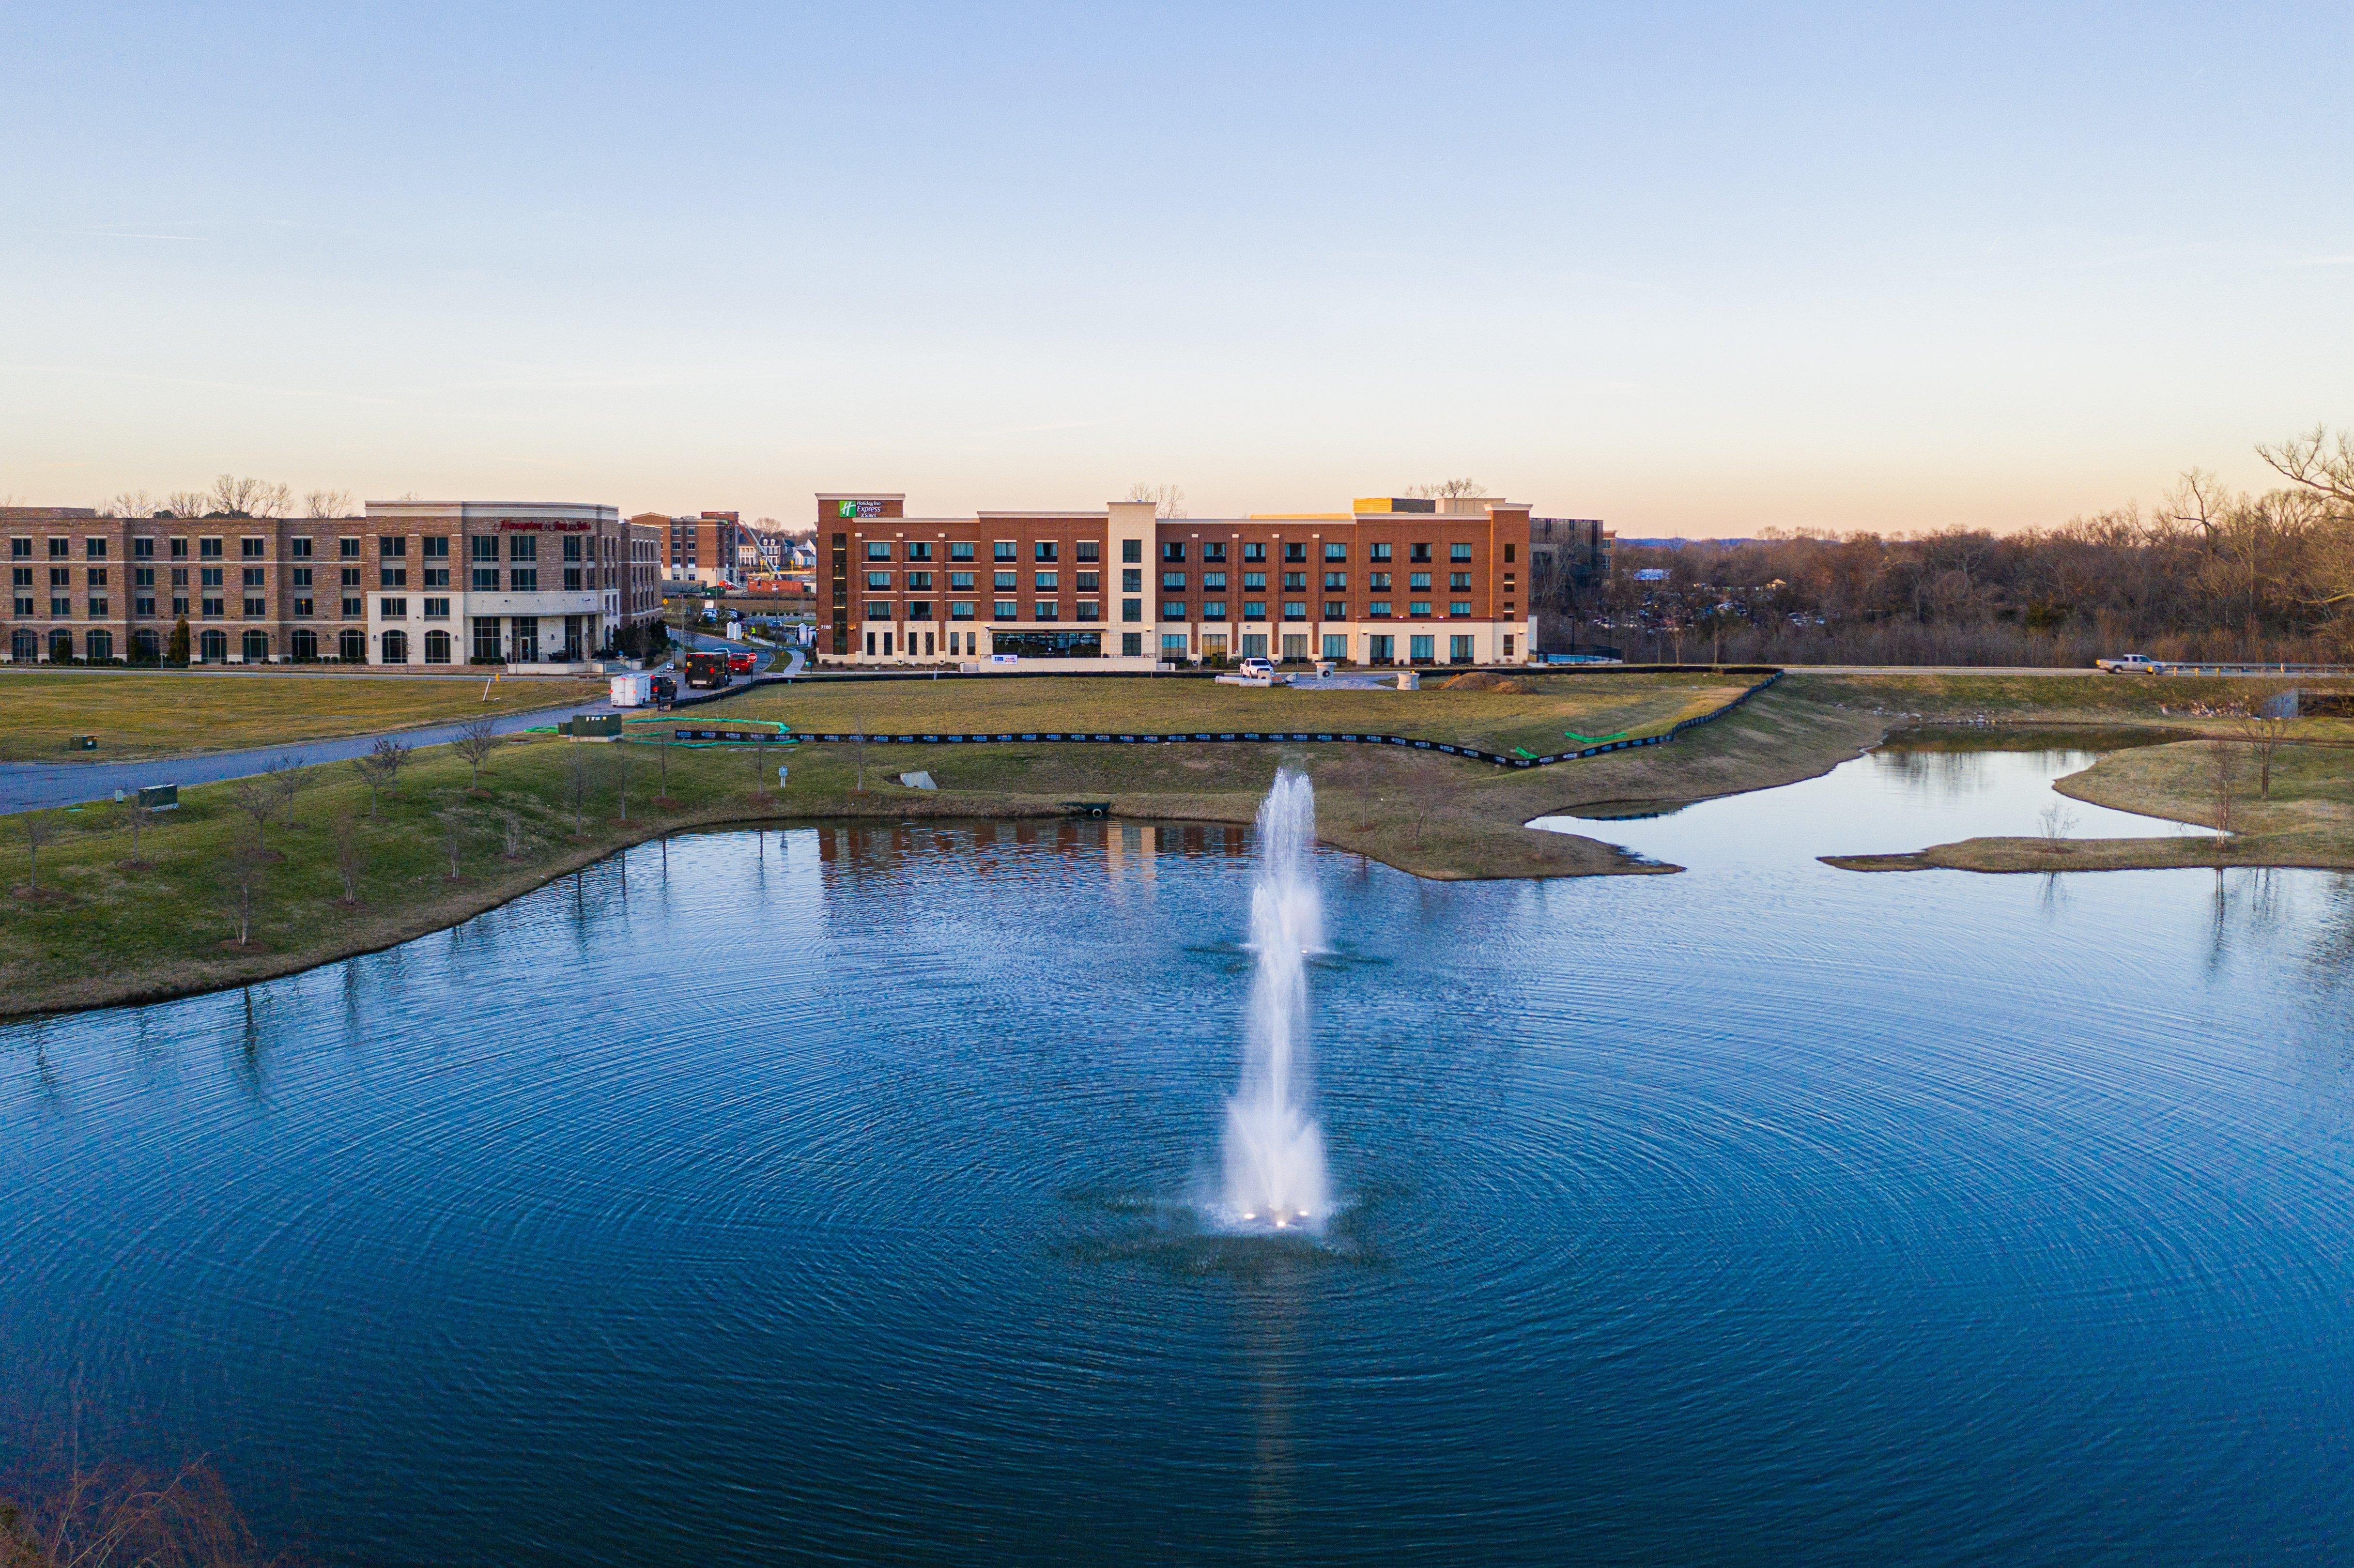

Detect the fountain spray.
[{"left": 1221, "top": 768, "right": 1332, "bottom": 1232}]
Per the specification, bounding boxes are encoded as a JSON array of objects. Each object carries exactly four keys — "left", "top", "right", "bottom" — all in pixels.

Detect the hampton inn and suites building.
[
  {"left": 818, "top": 492, "right": 1579, "bottom": 668},
  {"left": 1, "top": 502, "right": 664, "bottom": 666}
]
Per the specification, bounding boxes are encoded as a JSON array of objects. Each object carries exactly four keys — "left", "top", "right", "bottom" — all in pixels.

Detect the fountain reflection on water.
[{"left": 1220, "top": 768, "right": 1333, "bottom": 1232}]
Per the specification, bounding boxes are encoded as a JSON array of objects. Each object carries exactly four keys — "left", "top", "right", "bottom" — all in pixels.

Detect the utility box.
[
  {"left": 563, "top": 713, "right": 623, "bottom": 739},
  {"left": 136, "top": 784, "right": 179, "bottom": 811},
  {"left": 69, "top": 734, "right": 97, "bottom": 751},
  {"left": 610, "top": 672, "right": 653, "bottom": 707}
]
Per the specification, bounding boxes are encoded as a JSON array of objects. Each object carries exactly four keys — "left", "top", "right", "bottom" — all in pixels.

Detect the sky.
[{"left": 2, "top": 1, "right": 2349, "bottom": 535}]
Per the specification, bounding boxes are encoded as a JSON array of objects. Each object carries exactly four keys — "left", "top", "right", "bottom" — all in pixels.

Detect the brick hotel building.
[
  {"left": 818, "top": 493, "right": 1560, "bottom": 668},
  {"left": 2, "top": 502, "right": 664, "bottom": 667}
]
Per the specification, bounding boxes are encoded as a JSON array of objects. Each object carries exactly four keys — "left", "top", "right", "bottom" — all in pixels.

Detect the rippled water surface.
[{"left": 6, "top": 749, "right": 2354, "bottom": 1565}]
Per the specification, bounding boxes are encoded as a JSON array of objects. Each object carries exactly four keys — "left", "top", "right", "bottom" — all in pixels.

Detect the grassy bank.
[
  {"left": 1823, "top": 732, "right": 2354, "bottom": 875},
  {"left": 2, "top": 676, "right": 1885, "bottom": 1018},
  {"left": 0, "top": 670, "right": 607, "bottom": 760}
]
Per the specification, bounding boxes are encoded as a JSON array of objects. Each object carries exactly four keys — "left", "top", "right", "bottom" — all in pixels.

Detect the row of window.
[
  {"left": 8, "top": 534, "right": 619, "bottom": 564},
  {"left": 852, "top": 599, "right": 1491, "bottom": 625},
  {"left": 847, "top": 538, "right": 1502, "bottom": 568},
  {"left": 862, "top": 539, "right": 1106, "bottom": 564}
]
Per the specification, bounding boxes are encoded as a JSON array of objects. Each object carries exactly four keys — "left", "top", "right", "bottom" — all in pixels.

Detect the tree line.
[{"left": 1548, "top": 428, "right": 2354, "bottom": 666}]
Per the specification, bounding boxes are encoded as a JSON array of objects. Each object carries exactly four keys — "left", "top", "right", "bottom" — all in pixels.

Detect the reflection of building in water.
[{"left": 1107, "top": 821, "right": 1158, "bottom": 881}]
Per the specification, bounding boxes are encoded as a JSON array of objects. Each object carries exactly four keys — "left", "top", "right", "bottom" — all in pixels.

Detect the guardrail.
[{"left": 762, "top": 671, "right": 1785, "bottom": 769}]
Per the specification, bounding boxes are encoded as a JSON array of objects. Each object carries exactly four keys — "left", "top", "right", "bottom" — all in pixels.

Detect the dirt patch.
[{"left": 1441, "top": 671, "right": 1535, "bottom": 694}]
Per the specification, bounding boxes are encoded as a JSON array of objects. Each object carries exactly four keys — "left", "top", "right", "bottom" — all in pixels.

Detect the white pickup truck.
[{"left": 2095, "top": 653, "right": 2161, "bottom": 673}]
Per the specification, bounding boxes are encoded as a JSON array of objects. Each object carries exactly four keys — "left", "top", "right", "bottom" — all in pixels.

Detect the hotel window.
[
  {"left": 1076, "top": 540, "right": 1100, "bottom": 562},
  {"left": 48, "top": 538, "right": 70, "bottom": 558},
  {"left": 135, "top": 594, "right": 156, "bottom": 616},
  {"left": 201, "top": 538, "right": 224, "bottom": 559},
  {"left": 864, "top": 600, "right": 891, "bottom": 620},
  {"left": 564, "top": 567, "right": 582, "bottom": 590},
  {"left": 1200, "top": 571, "right": 1224, "bottom": 591},
  {"left": 906, "top": 571, "right": 933, "bottom": 590},
  {"left": 1284, "top": 543, "right": 1306, "bottom": 563},
  {"left": 907, "top": 602, "right": 934, "bottom": 620},
  {"left": 1034, "top": 571, "right": 1057, "bottom": 590},
  {"left": 424, "top": 536, "right": 449, "bottom": 559},
  {"left": 1449, "top": 601, "right": 1473, "bottom": 616},
  {"left": 951, "top": 601, "right": 976, "bottom": 620},
  {"left": 994, "top": 540, "right": 1017, "bottom": 561},
  {"left": 87, "top": 567, "right": 108, "bottom": 587},
  {"left": 1324, "top": 572, "right": 1346, "bottom": 590},
  {"left": 866, "top": 571, "right": 892, "bottom": 590},
  {"left": 293, "top": 598, "right": 313, "bottom": 618},
  {"left": 134, "top": 537, "right": 156, "bottom": 559},
  {"left": 88, "top": 597, "right": 110, "bottom": 618},
  {"left": 1282, "top": 572, "right": 1305, "bottom": 591},
  {"left": 1410, "top": 543, "right": 1432, "bottom": 563},
  {"left": 50, "top": 596, "right": 71, "bottom": 616},
  {"left": 1323, "top": 601, "right": 1347, "bottom": 619},
  {"left": 1409, "top": 571, "right": 1432, "bottom": 590},
  {"left": 993, "top": 600, "right": 1017, "bottom": 620},
  {"left": 1410, "top": 600, "right": 1432, "bottom": 617},
  {"left": 202, "top": 596, "right": 226, "bottom": 618},
  {"left": 508, "top": 537, "right": 535, "bottom": 563},
  {"left": 904, "top": 541, "right": 932, "bottom": 561},
  {"left": 1369, "top": 572, "right": 1391, "bottom": 591},
  {"left": 1202, "top": 600, "right": 1227, "bottom": 621},
  {"left": 1076, "top": 600, "right": 1100, "bottom": 621},
  {"left": 1369, "top": 600, "right": 1391, "bottom": 617},
  {"left": 866, "top": 541, "right": 892, "bottom": 561},
  {"left": 1201, "top": 542, "right": 1226, "bottom": 563},
  {"left": 509, "top": 567, "right": 537, "bottom": 591},
  {"left": 48, "top": 567, "right": 68, "bottom": 589},
  {"left": 1241, "top": 542, "right": 1265, "bottom": 563},
  {"left": 1504, "top": 543, "right": 1517, "bottom": 564},
  {"left": 172, "top": 596, "right": 189, "bottom": 616},
  {"left": 1324, "top": 542, "right": 1347, "bottom": 562},
  {"left": 9, "top": 566, "right": 25, "bottom": 587},
  {"left": 424, "top": 598, "right": 450, "bottom": 619},
  {"left": 472, "top": 617, "right": 502, "bottom": 661},
  {"left": 1370, "top": 542, "right": 1392, "bottom": 562},
  {"left": 1121, "top": 568, "right": 1142, "bottom": 592},
  {"left": 87, "top": 538, "right": 109, "bottom": 559},
  {"left": 340, "top": 537, "right": 362, "bottom": 559},
  {"left": 949, "top": 571, "right": 975, "bottom": 591},
  {"left": 426, "top": 565, "right": 449, "bottom": 588},
  {"left": 1122, "top": 599, "right": 1143, "bottom": 623},
  {"left": 1162, "top": 600, "right": 1186, "bottom": 620},
  {"left": 1450, "top": 543, "right": 1473, "bottom": 562},
  {"left": 341, "top": 597, "right": 363, "bottom": 618},
  {"left": 241, "top": 537, "right": 265, "bottom": 558},
  {"left": 199, "top": 567, "right": 223, "bottom": 588},
  {"left": 949, "top": 541, "right": 976, "bottom": 561},
  {"left": 1282, "top": 601, "right": 1307, "bottom": 621},
  {"left": 1161, "top": 571, "right": 1185, "bottom": 590},
  {"left": 1450, "top": 572, "right": 1471, "bottom": 591},
  {"left": 994, "top": 570, "right": 1017, "bottom": 591},
  {"left": 1121, "top": 539, "right": 1141, "bottom": 563},
  {"left": 1123, "top": 632, "right": 1144, "bottom": 656},
  {"left": 1034, "top": 541, "right": 1058, "bottom": 562},
  {"left": 562, "top": 536, "right": 583, "bottom": 562},
  {"left": 14, "top": 595, "right": 33, "bottom": 615},
  {"left": 473, "top": 564, "right": 499, "bottom": 591},
  {"left": 1033, "top": 601, "right": 1059, "bottom": 621},
  {"left": 1243, "top": 600, "right": 1267, "bottom": 621},
  {"left": 242, "top": 596, "right": 265, "bottom": 615},
  {"left": 380, "top": 597, "right": 407, "bottom": 619},
  {"left": 1162, "top": 632, "right": 1188, "bottom": 656},
  {"left": 240, "top": 567, "right": 263, "bottom": 588},
  {"left": 1242, "top": 570, "right": 1266, "bottom": 590},
  {"left": 10, "top": 538, "right": 29, "bottom": 559},
  {"left": 1163, "top": 541, "right": 1186, "bottom": 563}
]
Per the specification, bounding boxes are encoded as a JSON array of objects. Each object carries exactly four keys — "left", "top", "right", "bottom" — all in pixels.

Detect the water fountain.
[{"left": 1220, "top": 768, "right": 1332, "bottom": 1232}]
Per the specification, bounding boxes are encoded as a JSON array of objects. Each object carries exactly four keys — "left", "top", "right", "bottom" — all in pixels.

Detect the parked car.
[
  {"left": 650, "top": 674, "right": 678, "bottom": 706},
  {"left": 1236, "top": 656, "right": 1277, "bottom": 679}
]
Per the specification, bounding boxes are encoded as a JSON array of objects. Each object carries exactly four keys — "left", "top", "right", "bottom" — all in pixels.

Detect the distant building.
[
  {"left": 640, "top": 510, "right": 743, "bottom": 585},
  {"left": 2, "top": 502, "right": 661, "bottom": 666},
  {"left": 815, "top": 489, "right": 1542, "bottom": 668}
]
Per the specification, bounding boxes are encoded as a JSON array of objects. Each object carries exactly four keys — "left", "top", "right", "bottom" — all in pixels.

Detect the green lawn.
[
  {"left": 729, "top": 671, "right": 1751, "bottom": 756},
  {"left": 0, "top": 671, "right": 608, "bottom": 761}
]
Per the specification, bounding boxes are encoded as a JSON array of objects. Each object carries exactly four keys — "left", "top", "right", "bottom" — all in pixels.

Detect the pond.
[{"left": 4, "top": 745, "right": 2351, "bottom": 1565}]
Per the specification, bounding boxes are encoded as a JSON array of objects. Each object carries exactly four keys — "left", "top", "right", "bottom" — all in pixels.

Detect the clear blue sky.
[{"left": 3, "top": 1, "right": 2348, "bottom": 533}]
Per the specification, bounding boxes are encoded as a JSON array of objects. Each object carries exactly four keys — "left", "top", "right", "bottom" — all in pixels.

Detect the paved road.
[
  {"left": 0, "top": 637, "right": 807, "bottom": 815},
  {"left": 0, "top": 699, "right": 615, "bottom": 815}
]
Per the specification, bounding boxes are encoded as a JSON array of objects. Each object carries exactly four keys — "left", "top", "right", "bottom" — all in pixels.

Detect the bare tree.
[
  {"left": 2037, "top": 799, "right": 2077, "bottom": 851},
  {"left": 2209, "top": 739, "right": 2239, "bottom": 861},
  {"left": 451, "top": 719, "right": 499, "bottom": 791},
  {"left": 1408, "top": 477, "right": 1487, "bottom": 499},
  {"left": 302, "top": 488, "right": 354, "bottom": 519},
  {"left": 2233, "top": 686, "right": 2295, "bottom": 799},
  {"left": 228, "top": 760, "right": 301, "bottom": 857},
  {"left": 1, "top": 1453, "right": 279, "bottom": 1567},
  {"left": 103, "top": 488, "right": 157, "bottom": 519},
  {"left": 334, "top": 816, "right": 365, "bottom": 903},
  {"left": 120, "top": 795, "right": 155, "bottom": 866},
  {"left": 219, "top": 837, "right": 267, "bottom": 946},
  {"left": 439, "top": 812, "right": 466, "bottom": 878},
  {"left": 20, "top": 811, "right": 53, "bottom": 895},
  {"left": 207, "top": 475, "right": 265, "bottom": 516},
  {"left": 1124, "top": 482, "right": 1187, "bottom": 518},
  {"left": 611, "top": 738, "right": 630, "bottom": 823},
  {"left": 161, "top": 490, "right": 210, "bottom": 521},
  {"left": 502, "top": 807, "right": 527, "bottom": 856},
  {"left": 352, "top": 737, "right": 409, "bottom": 818}
]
